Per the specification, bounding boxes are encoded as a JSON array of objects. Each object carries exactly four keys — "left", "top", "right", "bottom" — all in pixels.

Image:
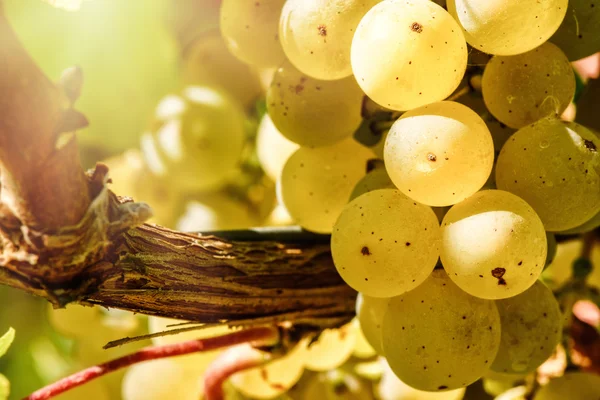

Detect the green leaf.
[
  {"left": 0, "top": 374, "right": 9, "bottom": 400},
  {"left": 0, "top": 327, "right": 15, "bottom": 358}
]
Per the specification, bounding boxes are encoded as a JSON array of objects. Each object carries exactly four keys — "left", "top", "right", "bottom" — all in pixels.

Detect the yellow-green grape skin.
[
  {"left": 355, "top": 294, "right": 390, "bottom": 355},
  {"left": 491, "top": 281, "right": 562, "bottom": 374},
  {"left": 482, "top": 371, "right": 527, "bottom": 397},
  {"left": 303, "top": 370, "right": 373, "bottom": 400},
  {"left": 495, "top": 118, "right": 600, "bottom": 231},
  {"left": 541, "top": 239, "right": 600, "bottom": 290},
  {"left": 266, "top": 62, "right": 364, "bottom": 147},
  {"left": 495, "top": 386, "right": 528, "bottom": 400},
  {"left": 482, "top": 43, "right": 575, "bottom": 129},
  {"left": 384, "top": 101, "right": 494, "bottom": 207},
  {"left": 440, "top": 190, "right": 547, "bottom": 299},
  {"left": 382, "top": 269, "right": 501, "bottom": 392},
  {"left": 304, "top": 323, "right": 356, "bottom": 371},
  {"left": 279, "top": 0, "right": 381, "bottom": 80},
  {"left": 220, "top": 0, "right": 286, "bottom": 67},
  {"left": 349, "top": 167, "right": 395, "bottom": 201},
  {"left": 122, "top": 359, "right": 202, "bottom": 400},
  {"left": 446, "top": 0, "right": 568, "bottom": 56},
  {"left": 557, "top": 210, "right": 600, "bottom": 235},
  {"left": 256, "top": 114, "right": 300, "bottom": 182},
  {"left": 352, "top": 319, "right": 377, "bottom": 358},
  {"left": 533, "top": 372, "right": 600, "bottom": 400},
  {"left": 279, "top": 138, "right": 373, "bottom": 233},
  {"left": 550, "top": 0, "right": 600, "bottom": 61},
  {"left": 332, "top": 189, "right": 441, "bottom": 297},
  {"left": 175, "top": 195, "right": 257, "bottom": 232},
  {"left": 351, "top": 0, "right": 467, "bottom": 111},
  {"left": 140, "top": 87, "right": 247, "bottom": 192}
]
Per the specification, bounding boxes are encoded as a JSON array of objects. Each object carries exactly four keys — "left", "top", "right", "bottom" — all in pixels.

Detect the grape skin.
[
  {"left": 355, "top": 294, "right": 391, "bottom": 355},
  {"left": 256, "top": 114, "right": 299, "bottom": 182},
  {"left": 349, "top": 167, "right": 395, "bottom": 201},
  {"left": 550, "top": 0, "right": 600, "bottom": 61},
  {"left": 533, "top": 372, "right": 600, "bottom": 400},
  {"left": 382, "top": 269, "right": 501, "bottom": 392},
  {"left": 304, "top": 323, "right": 356, "bottom": 371}
]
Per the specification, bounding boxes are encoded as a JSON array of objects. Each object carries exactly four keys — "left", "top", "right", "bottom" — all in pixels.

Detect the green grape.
[
  {"left": 303, "top": 370, "right": 373, "bottom": 400},
  {"left": 384, "top": 101, "right": 494, "bottom": 206},
  {"left": 140, "top": 87, "right": 247, "bottom": 192},
  {"left": 447, "top": 0, "right": 568, "bottom": 56},
  {"left": 382, "top": 269, "right": 501, "bottom": 392},
  {"left": 545, "top": 233, "right": 558, "bottom": 267},
  {"left": 351, "top": 0, "right": 467, "bottom": 111},
  {"left": 440, "top": 190, "right": 547, "bottom": 300},
  {"left": 542, "top": 239, "right": 600, "bottom": 289},
  {"left": 377, "top": 358, "right": 467, "bottom": 400},
  {"left": 220, "top": 0, "right": 286, "bottom": 67},
  {"left": 495, "top": 118, "right": 600, "bottom": 231},
  {"left": 176, "top": 195, "right": 257, "bottom": 232},
  {"left": 279, "top": 138, "right": 373, "bottom": 233},
  {"left": 558, "top": 209, "right": 600, "bottom": 234},
  {"left": 482, "top": 371, "right": 527, "bottom": 397},
  {"left": 352, "top": 319, "right": 376, "bottom": 359},
  {"left": 495, "top": 386, "right": 527, "bottom": 400},
  {"left": 491, "top": 281, "right": 562, "bottom": 374},
  {"left": 332, "top": 189, "right": 441, "bottom": 298},
  {"left": 230, "top": 342, "right": 307, "bottom": 399},
  {"left": 181, "top": 31, "right": 263, "bottom": 108},
  {"left": 165, "top": 0, "right": 221, "bottom": 50},
  {"left": 266, "top": 62, "right": 364, "bottom": 147},
  {"left": 256, "top": 114, "right": 300, "bottom": 182},
  {"left": 304, "top": 323, "right": 356, "bottom": 371},
  {"left": 279, "top": 0, "right": 381, "bottom": 80},
  {"left": 533, "top": 372, "right": 600, "bottom": 400},
  {"left": 349, "top": 168, "right": 395, "bottom": 201},
  {"left": 122, "top": 359, "right": 202, "bottom": 400},
  {"left": 550, "top": 0, "right": 600, "bottom": 61},
  {"left": 482, "top": 43, "right": 575, "bottom": 129},
  {"left": 355, "top": 294, "right": 390, "bottom": 355}
]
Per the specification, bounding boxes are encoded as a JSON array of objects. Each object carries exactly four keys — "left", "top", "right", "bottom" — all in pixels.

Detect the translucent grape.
[
  {"left": 355, "top": 294, "right": 391, "bottom": 355},
  {"left": 122, "top": 359, "right": 202, "bottom": 400},
  {"left": 332, "top": 189, "right": 441, "bottom": 297},
  {"left": 304, "top": 323, "right": 356, "bottom": 371},
  {"left": 550, "top": 0, "right": 600, "bottom": 61},
  {"left": 220, "top": 0, "right": 286, "bottom": 67},
  {"left": 447, "top": 0, "right": 568, "bottom": 56},
  {"left": 382, "top": 270, "right": 501, "bottom": 391},
  {"left": 542, "top": 239, "right": 600, "bottom": 290},
  {"left": 303, "top": 370, "right": 373, "bottom": 400},
  {"left": 440, "top": 190, "right": 547, "bottom": 299},
  {"left": 175, "top": 195, "right": 257, "bottom": 232},
  {"left": 140, "top": 87, "right": 247, "bottom": 192},
  {"left": 349, "top": 167, "right": 395, "bottom": 201},
  {"left": 533, "top": 372, "right": 600, "bottom": 400},
  {"left": 48, "top": 305, "right": 102, "bottom": 338},
  {"left": 266, "top": 62, "right": 364, "bottom": 147},
  {"left": 495, "top": 386, "right": 528, "bottom": 400},
  {"left": 279, "top": 0, "right": 380, "bottom": 80},
  {"left": 482, "top": 42, "right": 575, "bottom": 129},
  {"left": 491, "top": 281, "right": 562, "bottom": 374},
  {"left": 482, "top": 371, "right": 527, "bottom": 397},
  {"left": 351, "top": 0, "right": 467, "bottom": 111},
  {"left": 279, "top": 138, "right": 373, "bottom": 233},
  {"left": 352, "top": 319, "right": 377, "bottom": 359},
  {"left": 384, "top": 101, "right": 494, "bottom": 206},
  {"left": 230, "top": 342, "right": 307, "bottom": 399},
  {"left": 256, "top": 114, "right": 299, "bottom": 181},
  {"left": 495, "top": 118, "right": 600, "bottom": 231}
]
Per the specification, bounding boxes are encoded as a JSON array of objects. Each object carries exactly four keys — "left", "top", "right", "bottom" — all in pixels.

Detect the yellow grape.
[
  {"left": 355, "top": 294, "right": 390, "bottom": 355},
  {"left": 541, "top": 239, "right": 600, "bottom": 290},
  {"left": 491, "top": 281, "right": 562, "bottom": 374},
  {"left": 550, "top": 0, "right": 600, "bottom": 61},
  {"left": 266, "top": 61, "right": 364, "bottom": 147},
  {"left": 482, "top": 42, "right": 575, "bottom": 129},
  {"left": 352, "top": 319, "right": 377, "bottom": 359},
  {"left": 349, "top": 167, "right": 395, "bottom": 201},
  {"left": 122, "top": 359, "right": 202, "bottom": 400},
  {"left": 447, "top": 0, "right": 568, "bottom": 56},
  {"left": 495, "top": 118, "right": 600, "bottom": 231},
  {"left": 495, "top": 386, "right": 527, "bottom": 400},
  {"left": 351, "top": 0, "right": 467, "bottom": 111},
  {"left": 384, "top": 101, "right": 494, "bottom": 206},
  {"left": 175, "top": 195, "right": 257, "bottom": 232},
  {"left": 332, "top": 189, "right": 441, "bottom": 297},
  {"left": 256, "top": 114, "right": 300, "bottom": 182},
  {"left": 279, "top": 0, "right": 381, "bottom": 80},
  {"left": 533, "top": 372, "right": 600, "bottom": 400},
  {"left": 220, "top": 0, "right": 286, "bottom": 67},
  {"left": 304, "top": 323, "right": 356, "bottom": 371},
  {"left": 440, "top": 190, "right": 547, "bottom": 299},
  {"left": 382, "top": 270, "right": 501, "bottom": 391},
  {"left": 279, "top": 138, "right": 373, "bottom": 233}
]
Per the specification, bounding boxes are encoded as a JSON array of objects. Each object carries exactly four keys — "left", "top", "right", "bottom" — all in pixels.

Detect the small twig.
[
  {"left": 103, "top": 323, "right": 220, "bottom": 349},
  {"left": 23, "top": 326, "right": 279, "bottom": 400},
  {"left": 446, "top": 84, "right": 471, "bottom": 102}
]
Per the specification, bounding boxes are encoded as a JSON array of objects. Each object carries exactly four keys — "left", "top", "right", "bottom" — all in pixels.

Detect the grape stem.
[{"left": 22, "top": 326, "right": 279, "bottom": 400}]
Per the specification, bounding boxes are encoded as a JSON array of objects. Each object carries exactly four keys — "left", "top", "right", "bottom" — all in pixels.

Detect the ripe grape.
[
  {"left": 355, "top": 294, "right": 391, "bottom": 355},
  {"left": 384, "top": 101, "right": 494, "bottom": 206},
  {"left": 279, "top": 0, "right": 380, "bottom": 80},
  {"left": 220, "top": 0, "right": 286, "bottom": 67},
  {"left": 382, "top": 269, "right": 501, "bottom": 391},
  {"left": 304, "top": 323, "right": 356, "bottom": 371},
  {"left": 495, "top": 118, "right": 600, "bottom": 231},
  {"left": 533, "top": 372, "right": 600, "bottom": 400},
  {"left": 332, "top": 189, "right": 441, "bottom": 297},
  {"left": 550, "top": 0, "right": 600, "bottom": 61},
  {"left": 303, "top": 370, "right": 373, "bottom": 400},
  {"left": 122, "top": 359, "right": 202, "bottom": 400},
  {"left": 176, "top": 195, "right": 257, "bottom": 232},
  {"left": 351, "top": 0, "right": 467, "bottom": 111},
  {"left": 256, "top": 114, "right": 299, "bottom": 182},
  {"left": 491, "top": 281, "right": 562, "bottom": 374},
  {"left": 440, "top": 190, "right": 547, "bottom": 299},
  {"left": 447, "top": 0, "right": 568, "bottom": 56},
  {"left": 482, "top": 42, "right": 575, "bottom": 129},
  {"left": 266, "top": 62, "right": 364, "bottom": 147},
  {"left": 559, "top": 210, "right": 600, "bottom": 235},
  {"left": 140, "top": 87, "right": 247, "bottom": 192},
  {"left": 495, "top": 386, "right": 528, "bottom": 400},
  {"left": 352, "top": 319, "right": 376, "bottom": 359},
  {"left": 279, "top": 138, "right": 373, "bottom": 233},
  {"left": 349, "top": 167, "right": 395, "bottom": 201}
]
